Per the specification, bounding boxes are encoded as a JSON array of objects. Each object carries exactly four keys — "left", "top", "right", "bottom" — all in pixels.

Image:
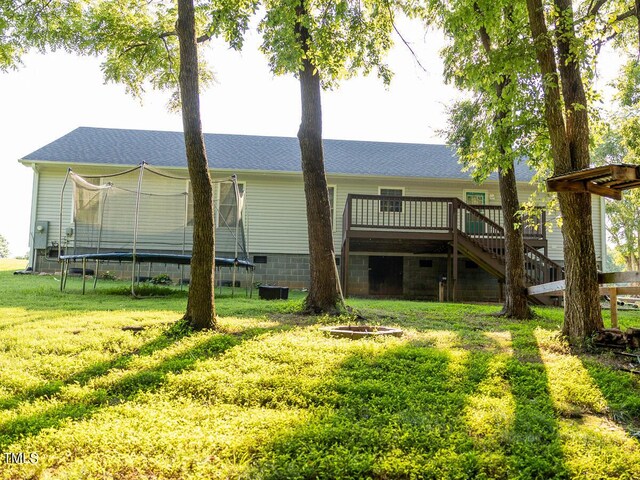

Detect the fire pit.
[{"left": 320, "top": 325, "right": 403, "bottom": 339}]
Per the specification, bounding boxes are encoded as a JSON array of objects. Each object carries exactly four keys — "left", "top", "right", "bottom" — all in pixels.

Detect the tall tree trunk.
[
  {"left": 498, "top": 164, "right": 533, "bottom": 318},
  {"left": 477, "top": 19, "right": 533, "bottom": 319},
  {"left": 295, "top": 2, "right": 340, "bottom": 314},
  {"left": 526, "top": 0, "right": 603, "bottom": 340},
  {"left": 177, "top": 0, "right": 216, "bottom": 329}
]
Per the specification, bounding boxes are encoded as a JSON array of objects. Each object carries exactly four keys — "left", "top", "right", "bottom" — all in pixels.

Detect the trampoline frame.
[
  {"left": 58, "top": 163, "right": 254, "bottom": 296},
  {"left": 60, "top": 252, "right": 255, "bottom": 296}
]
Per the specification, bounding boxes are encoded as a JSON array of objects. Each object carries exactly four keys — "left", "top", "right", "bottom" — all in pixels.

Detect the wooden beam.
[
  {"left": 547, "top": 179, "right": 622, "bottom": 199},
  {"left": 547, "top": 179, "right": 586, "bottom": 193},
  {"left": 549, "top": 164, "right": 638, "bottom": 184},
  {"left": 546, "top": 164, "right": 640, "bottom": 198},
  {"left": 585, "top": 182, "right": 622, "bottom": 200},
  {"left": 527, "top": 279, "right": 566, "bottom": 296},
  {"left": 599, "top": 286, "right": 640, "bottom": 295},
  {"left": 598, "top": 271, "right": 640, "bottom": 284},
  {"left": 611, "top": 165, "right": 639, "bottom": 181}
]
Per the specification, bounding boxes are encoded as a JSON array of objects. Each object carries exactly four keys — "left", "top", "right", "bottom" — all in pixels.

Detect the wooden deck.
[{"left": 340, "top": 194, "right": 562, "bottom": 301}]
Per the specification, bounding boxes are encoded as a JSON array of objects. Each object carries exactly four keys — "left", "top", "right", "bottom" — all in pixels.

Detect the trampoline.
[{"left": 58, "top": 163, "right": 254, "bottom": 295}]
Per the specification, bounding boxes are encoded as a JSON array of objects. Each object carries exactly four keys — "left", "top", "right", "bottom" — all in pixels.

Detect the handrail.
[
  {"left": 342, "top": 193, "right": 561, "bottom": 286},
  {"left": 344, "top": 194, "right": 546, "bottom": 238},
  {"left": 345, "top": 194, "right": 456, "bottom": 231}
]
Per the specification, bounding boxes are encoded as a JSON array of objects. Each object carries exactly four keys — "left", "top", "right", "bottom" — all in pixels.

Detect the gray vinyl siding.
[{"left": 30, "top": 165, "right": 603, "bottom": 263}]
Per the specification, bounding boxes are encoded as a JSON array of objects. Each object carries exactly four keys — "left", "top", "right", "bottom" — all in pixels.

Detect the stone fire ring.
[{"left": 321, "top": 325, "right": 403, "bottom": 339}]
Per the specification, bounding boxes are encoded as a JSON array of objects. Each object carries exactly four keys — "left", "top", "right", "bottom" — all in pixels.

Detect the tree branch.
[
  {"left": 161, "top": 35, "right": 178, "bottom": 85},
  {"left": 588, "top": 0, "right": 609, "bottom": 17},
  {"left": 385, "top": 3, "right": 426, "bottom": 72}
]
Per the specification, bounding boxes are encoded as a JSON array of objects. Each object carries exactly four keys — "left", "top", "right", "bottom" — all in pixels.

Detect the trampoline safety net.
[{"left": 60, "top": 164, "right": 250, "bottom": 263}]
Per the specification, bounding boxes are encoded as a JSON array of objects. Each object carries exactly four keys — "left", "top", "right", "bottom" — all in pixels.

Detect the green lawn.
[{"left": 1, "top": 258, "right": 639, "bottom": 479}]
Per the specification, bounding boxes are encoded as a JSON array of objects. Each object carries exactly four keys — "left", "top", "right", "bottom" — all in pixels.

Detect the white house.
[{"left": 19, "top": 127, "right": 607, "bottom": 302}]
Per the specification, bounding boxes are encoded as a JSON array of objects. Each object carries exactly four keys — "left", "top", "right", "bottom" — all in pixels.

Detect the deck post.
[
  {"left": 342, "top": 238, "right": 350, "bottom": 298},
  {"left": 610, "top": 287, "right": 619, "bottom": 329},
  {"left": 446, "top": 247, "right": 451, "bottom": 302}
]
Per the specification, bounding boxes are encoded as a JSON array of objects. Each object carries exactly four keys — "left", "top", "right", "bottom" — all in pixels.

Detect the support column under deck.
[{"left": 341, "top": 238, "right": 350, "bottom": 298}]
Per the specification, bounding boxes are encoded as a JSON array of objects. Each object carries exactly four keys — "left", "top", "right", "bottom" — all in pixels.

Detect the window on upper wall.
[
  {"left": 328, "top": 185, "right": 336, "bottom": 230},
  {"left": 379, "top": 187, "right": 403, "bottom": 213}
]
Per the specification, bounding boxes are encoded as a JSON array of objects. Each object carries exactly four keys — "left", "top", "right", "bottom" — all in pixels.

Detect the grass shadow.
[
  {"left": 0, "top": 322, "right": 284, "bottom": 451},
  {"left": 0, "top": 323, "right": 192, "bottom": 410},
  {"left": 245, "top": 336, "right": 498, "bottom": 478},
  {"left": 572, "top": 351, "right": 640, "bottom": 434},
  {"left": 506, "top": 326, "right": 569, "bottom": 478},
  {"left": 238, "top": 325, "right": 572, "bottom": 479}
]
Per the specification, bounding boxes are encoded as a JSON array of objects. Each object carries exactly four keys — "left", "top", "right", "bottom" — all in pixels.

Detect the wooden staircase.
[{"left": 453, "top": 199, "right": 563, "bottom": 304}]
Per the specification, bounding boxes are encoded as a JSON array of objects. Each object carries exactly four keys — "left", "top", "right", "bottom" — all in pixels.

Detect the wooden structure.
[
  {"left": 340, "top": 194, "right": 562, "bottom": 302},
  {"left": 528, "top": 271, "right": 640, "bottom": 328},
  {"left": 547, "top": 164, "right": 640, "bottom": 200}
]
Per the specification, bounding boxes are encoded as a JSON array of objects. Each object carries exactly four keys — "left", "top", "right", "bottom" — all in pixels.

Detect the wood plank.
[
  {"left": 598, "top": 271, "right": 640, "bottom": 284},
  {"left": 599, "top": 286, "right": 640, "bottom": 295},
  {"left": 547, "top": 179, "right": 622, "bottom": 199},
  {"left": 346, "top": 230, "right": 453, "bottom": 241},
  {"left": 527, "top": 279, "right": 565, "bottom": 296},
  {"left": 546, "top": 165, "right": 639, "bottom": 198},
  {"left": 547, "top": 179, "right": 586, "bottom": 192},
  {"left": 611, "top": 165, "right": 639, "bottom": 181},
  {"left": 585, "top": 183, "right": 622, "bottom": 200}
]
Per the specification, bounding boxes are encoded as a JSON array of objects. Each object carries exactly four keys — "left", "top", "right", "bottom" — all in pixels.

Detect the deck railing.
[
  {"left": 343, "top": 194, "right": 546, "bottom": 239},
  {"left": 342, "top": 194, "right": 561, "bottom": 286},
  {"left": 454, "top": 199, "right": 506, "bottom": 256},
  {"left": 475, "top": 205, "right": 546, "bottom": 240},
  {"left": 524, "top": 244, "right": 563, "bottom": 285},
  {"left": 344, "top": 194, "right": 453, "bottom": 231}
]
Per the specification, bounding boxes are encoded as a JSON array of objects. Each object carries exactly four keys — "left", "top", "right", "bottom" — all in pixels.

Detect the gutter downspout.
[{"left": 27, "top": 163, "right": 40, "bottom": 270}]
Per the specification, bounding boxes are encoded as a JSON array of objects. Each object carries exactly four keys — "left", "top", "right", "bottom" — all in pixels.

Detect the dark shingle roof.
[{"left": 21, "top": 126, "right": 533, "bottom": 180}]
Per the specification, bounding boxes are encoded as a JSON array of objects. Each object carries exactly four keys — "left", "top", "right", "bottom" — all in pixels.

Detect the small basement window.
[
  {"left": 419, "top": 259, "right": 433, "bottom": 268},
  {"left": 253, "top": 255, "right": 268, "bottom": 264}
]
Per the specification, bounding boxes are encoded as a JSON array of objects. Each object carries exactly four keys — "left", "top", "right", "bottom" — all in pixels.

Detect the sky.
[
  {"left": 0, "top": 23, "right": 459, "bottom": 257},
  {"left": 0, "top": 22, "right": 621, "bottom": 257}
]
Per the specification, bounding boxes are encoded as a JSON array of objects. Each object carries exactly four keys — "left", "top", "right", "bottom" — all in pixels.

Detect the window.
[
  {"left": 328, "top": 185, "right": 336, "bottom": 230},
  {"left": 379, "top": 187, "right": 403, "bottom": 213},
  {"left": 253, "top": 255, "right": 268, "bottom": 264}
]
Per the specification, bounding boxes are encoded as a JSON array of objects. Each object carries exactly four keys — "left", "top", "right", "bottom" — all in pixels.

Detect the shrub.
[{"left": 150, "top": 274, "right": 172, "bottom": 286}]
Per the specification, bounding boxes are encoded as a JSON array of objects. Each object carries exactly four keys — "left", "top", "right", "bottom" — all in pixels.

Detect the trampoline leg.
[
  {"left": 93, "top": 260, "right": 100, "bottom": 290},
  {"left": 60, "top": 260, "right": 66, "bottom": 291},
  {"left": 82, "top": 258, "right": 87, "bottom": 295},
  {"left": 63, "top": 260, "right": 70, "bottom": 291},
  {"left": 250, "top": 269, "right": 255, "bottom": 298},
  {"left": 232, "top": 265, "right": 237, "bottom": 298}
]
